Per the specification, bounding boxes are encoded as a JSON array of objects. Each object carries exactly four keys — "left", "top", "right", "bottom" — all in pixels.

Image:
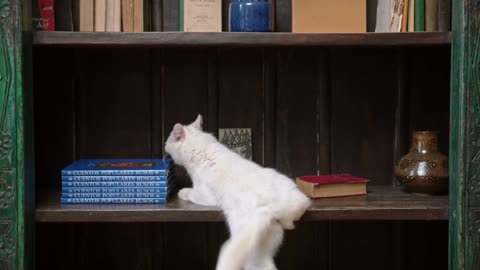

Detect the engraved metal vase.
[{"left": 394, "top": 131, "right": 449, "bottom": 195}]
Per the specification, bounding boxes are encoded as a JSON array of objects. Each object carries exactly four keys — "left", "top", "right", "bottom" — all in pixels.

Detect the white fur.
[{"left": 165, "top": 115, "right": 311, "bottom": 270}]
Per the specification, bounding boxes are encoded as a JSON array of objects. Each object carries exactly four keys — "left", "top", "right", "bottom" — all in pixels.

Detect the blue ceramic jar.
[{"left": 229, "top": 0, "right": 272, "bottom": 32}]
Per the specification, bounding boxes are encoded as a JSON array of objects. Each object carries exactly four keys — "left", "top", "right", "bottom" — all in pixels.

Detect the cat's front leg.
[{"left": 178, "top": 188, "right": 217, "bottom": 206}]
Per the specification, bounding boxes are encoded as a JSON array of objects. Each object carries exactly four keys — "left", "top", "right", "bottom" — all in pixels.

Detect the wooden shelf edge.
[
  {"left": 32, "top": 31, "right": 452, "bottom": 47},
  {"left": 35, "top": 209, "right": 449, "bottom": 223},
  {"left": 35, "top": 186, "right": 449, "bottom": 222}
]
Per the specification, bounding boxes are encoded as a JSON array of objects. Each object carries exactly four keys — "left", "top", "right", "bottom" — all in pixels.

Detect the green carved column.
[
  {"left": 0, "top": 0, "right": 34, "bottom": 269},
  {"left": 450, "top": 0, "right": 480, "bottom": 269}
]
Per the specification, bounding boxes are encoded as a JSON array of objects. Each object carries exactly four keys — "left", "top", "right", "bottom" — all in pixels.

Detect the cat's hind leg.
[{"left": 244, "top": 222, "right": 284, "bottom": 270}]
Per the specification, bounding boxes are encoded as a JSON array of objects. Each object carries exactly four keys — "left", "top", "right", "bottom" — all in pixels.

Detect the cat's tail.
[{"left": 215, "top": 208, "right": 272, "bottom": 270}]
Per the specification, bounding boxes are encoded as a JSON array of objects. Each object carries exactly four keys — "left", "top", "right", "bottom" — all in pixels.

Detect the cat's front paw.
[
  {"left": 178, "top": 188, "right": 193, "bottom": 201},
  {"left": 279, "top": 219, "right": 296, "bottom": 230}
]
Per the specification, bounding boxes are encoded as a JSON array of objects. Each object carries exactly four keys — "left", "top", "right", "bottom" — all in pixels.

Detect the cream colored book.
[
  {"left": 122, "top": 0, "right": 134, "bottom": 32},
  {"left": 106, "top": 0, "right": 121, "bottom": 32},
  {"left": 133, "top": 0, "right": 144, "bottom": 32},
  {"left": 79, "top": 0, "right": 94, "bottom": 31},
  {"left": 95, "top": 0, "right": 107, "bottom": 32},
  {"left": 408, "top": 0, "right": 415, "bottom": 32},
  {"left": 183, "top": 0, "right": 221, "bottom": 32}
]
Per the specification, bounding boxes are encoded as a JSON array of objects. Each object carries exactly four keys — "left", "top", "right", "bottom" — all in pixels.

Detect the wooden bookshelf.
[
  {"left": 30, "top": 22, "right": 454, "bottom": 268},
  {"left": 32, "top": 31, "right": 452, "bottom": 47},
  {"left": 35, "top": 186, "right": 448, "bottom": 222}
]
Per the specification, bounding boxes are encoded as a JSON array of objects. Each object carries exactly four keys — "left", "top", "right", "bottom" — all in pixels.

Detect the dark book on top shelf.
[
  {"left": 61, "top": 197, "right": 167, "bottom": 204},
  {"left": 61, "top": 187, "right": 169, "bottom": 194},
  {"left": 32, "top": 0, "right": 55, "bottom": 31},
  {"left": 62, "top": 158, "right": 173, "bottom": 176},
  {"left": 437, "top": 0, "right": 451, "bottom": 31},
  {"left": 54, "top": 0, "right": 73, "bottom": 31},
  {"left": 152, "top": 0, "right": 163, "bottom": 31},
  {"left": 72, "top": 0, "right": 79, "bottom": 30},
  {"left": 163, "top": 0, "right": 179, "bottom": 30},
  {"left": 62, "top": 181, "right": 170, "bottom": 187},
  {"left": 61, "top": 175, "right": 169, "bottom": 182},
  {"left": 296, "top": 174, "right": 368, "bottom": 198}
]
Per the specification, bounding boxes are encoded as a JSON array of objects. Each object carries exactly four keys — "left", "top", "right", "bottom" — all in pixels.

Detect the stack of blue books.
[{"left": 60, "top": 158, "right": 173, "bottom": 204}]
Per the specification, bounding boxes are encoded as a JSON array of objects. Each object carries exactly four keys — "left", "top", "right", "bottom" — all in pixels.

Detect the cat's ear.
[
  {"left": 173, "top": 124, "right": 186, "bottom": 142},
  {"left": 192, "top": 114, "right": 203, "bottom": 130}
]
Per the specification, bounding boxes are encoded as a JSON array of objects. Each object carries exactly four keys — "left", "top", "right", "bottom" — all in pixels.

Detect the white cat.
[{"left": 165, "top": 115, "right": 311, "bottom": 270}]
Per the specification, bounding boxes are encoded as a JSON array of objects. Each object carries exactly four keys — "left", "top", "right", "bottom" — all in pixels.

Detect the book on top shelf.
[
  {"left": 62, "top": 192, "right": 168, "bottom": 199},
  {"left": 296, "top": 174, "right": 368, "bottom": 199},
  {"left": 32, "top": 0, "right": 55, "bottom": 31},
  {"left": 61, "top": 158, "right": 173, "bottom": 176},
  {"left": 61, "top": 181, "right": 170, "bottom": 187},
  {"left": 60, "top": 159, "right": 175, "bottom": 204},
  {"left": 61, "top": 197, "right": 167, "bottom": 204},
  {"left": 61, "top": 187, "right": 169, "bottom": 194},
  {"left": 61, "top": 175, "right": 169, "bottom": 182}
]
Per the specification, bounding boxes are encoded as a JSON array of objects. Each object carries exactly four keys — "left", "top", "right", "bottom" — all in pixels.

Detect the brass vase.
[{"left": 394, "top": 131, "right": 449, "bottom": 195}]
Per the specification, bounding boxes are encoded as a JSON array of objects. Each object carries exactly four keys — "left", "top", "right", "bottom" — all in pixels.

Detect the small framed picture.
[{"left": 218, "top": 128, "right": 252, "bottom": 160}]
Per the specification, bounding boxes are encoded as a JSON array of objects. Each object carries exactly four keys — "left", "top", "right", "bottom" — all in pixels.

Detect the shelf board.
[
  {"left": 32, "top": 31, "right": 451, "bottom": 47},
  {"left": 36, "top": 186, "right": 448, "bottom": 222}
]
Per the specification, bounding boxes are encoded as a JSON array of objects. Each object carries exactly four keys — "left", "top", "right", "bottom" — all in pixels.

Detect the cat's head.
[{"left": 164, "top": 114, "right": 205, "bottom": 166}]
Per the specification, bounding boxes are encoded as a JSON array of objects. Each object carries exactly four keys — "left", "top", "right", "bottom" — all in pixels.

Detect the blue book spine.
[
  {"left": 61, "top": 175, "right": 168, "bottom": 182},
  {"left": 62, "top": 187, "right": 168, "bottom": 193},
  {"left": 61, "top": 181, "right": 168, "bottom": 187},
  {"left": 61, "top": 197, "right": 167, "bottom": 204},
  {"left": 61, "top": 192, "right": 167, "bottom": 198},
  {"left": 61, "top": 158, "right": 173, "bottom": 176},
  {"left": 61, "top": 169, "right": 168, "bottom": 176}
]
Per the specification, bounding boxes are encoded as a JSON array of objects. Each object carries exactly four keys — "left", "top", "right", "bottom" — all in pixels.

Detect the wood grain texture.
[
  {"left": 35, "top": 186, "right": 448, "bottom": 222},
  {"left": 150, "top": 50, "right": 163, "bottom": 158},
  {"left": 75, "top": 48, "right": 151, "bottom": 158},
  {"left": 393, "top": 49, "right": 410, "bottom": 186},
  {"left": 32, "top": 32, "right": 452, "bottom": 47},
  {"left": 217, "top": 48, "right": 264, "bottom": 164},
  {"left": 330, "top": 48, "right": 398, "bottom": 185},
  {"left": 158, "top": 48, "right": 211, "bottom": 270},
  {"left": 463, "top": 1, "right": 480, "bottom": 210},
  {"left": 276, "top": 223, "right": 328, "bottom": 269},
  {"left": 468, "top": 209, "right": 480, "bottom": 270},
  {"left": 161, "top": 48, "right": 209, "bottom": 188},
  {"left": 33, "top": 48, "right": 76, "bottom": 189},
  {"left": 406, "top": 46, "right": 451, "bottom": 155},
  {"left": 275, "top": 47, "right": 329, "bottom": 268},
  {"left": 405, "top": 221, "right": 448, "bottom": 270},
  {"left": 83, "top": 223, "right": 152, "bottom": 269},
  {"left": 276, "top": 48, "right": 318, "bottom": 177},
  {"left": 36, "top": 223, "right": 78, "bottom": 270},
  {"left": 449, "top": 0, "right": 480, "bottom": 269},
  {"left": 263, "top": 48, "right": 276, "bottom": 167},
  {"left": 317, "top": 50, "right": 331, "bottom": 174},
  {"left": 0, "top": 0, "right": 31, "bottom": 268},
  {"left": 330, "top": 221, "right": 397, "bottom": 270},
  {"left": 449, "top": 0, "right": 464, "bottom": 268},
  {"left": 73, "top": 48, "right": 153, "bottom": 270},
  {"left": 328, "top": 43, "right": 450, "bottom": 270}
]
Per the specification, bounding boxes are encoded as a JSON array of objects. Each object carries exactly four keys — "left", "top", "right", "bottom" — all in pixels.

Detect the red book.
[
  {"left": 296, "top": 174, "right": 368, "bottom": 199},
  {"left": 32, "top": 0, "right": 55, "bottom": 31}
]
